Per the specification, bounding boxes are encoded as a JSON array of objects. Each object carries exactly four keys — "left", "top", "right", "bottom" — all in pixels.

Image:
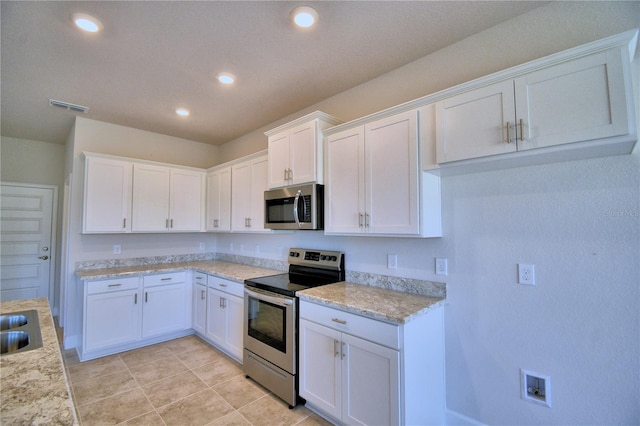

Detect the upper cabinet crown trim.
[
  {"left": 81, "top": 151, "right": 206, "bottom": 173},
  {"left": 324, "top": 29, "right": 639, "bottom": 136},
  {"left": 265, "top": 111, "right": 343, "bottom": 136}
]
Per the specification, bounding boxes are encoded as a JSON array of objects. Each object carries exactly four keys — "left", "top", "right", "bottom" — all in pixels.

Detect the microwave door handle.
[{"left": 293, "top": 190, "right": 303, "bottom": 228}]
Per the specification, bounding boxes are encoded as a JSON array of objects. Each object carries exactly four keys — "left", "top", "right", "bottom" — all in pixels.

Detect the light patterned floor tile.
[
  {"left": 177, "top": 345, "right": 224, "bottom": 369},
  {"left": 78, "top": 388, "right": 154, "bottom": 425},
  {"left": 141, "top": 370, "right": 208, "bottom": 408},
  {"left": 213, "top": 376, "right": 269, "bottom": 409},
  {"left": 72, "top": 370, "right": 137, "bottom": 407},
  {"left": 128, "top": 354, "right": 188, "bottom": 385},
  {"left": 238, "top": 394, "right": 312, "bottom": 426},
  {"left": 157, "top": 389, "right": 235, "bottom": 426},
  {"left": 163, "top": 335, "right": 211, "bottom": 354},
  {"left": 192, "top": 357, "right": 244, "bottom": 387}
]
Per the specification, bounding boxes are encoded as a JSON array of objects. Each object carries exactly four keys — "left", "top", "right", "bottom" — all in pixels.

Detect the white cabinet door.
[
  {"left": 225, "top": 294, "right": 244, "bottom": 360},
  {"left": 206, "top": 287, "right": 226, "bottom": 347},
  {"left": 205, "top": 288, "right": 243, "bottom": 360},
  {"left": 169, "top": 168, "right": 204, "bottom": 231},
  {"left": 249, "top": 156, "right": 268, "bottom": 232},
  {"left": 365, "top": 110, "right": 419, "bottom": 235},
  {"left": 299, "top": 319, "right": 342, "bottom": 420},
  {"left": 85, "top": 289, "right": 140, "bottom": 352},
  {"left": 231, "top": 161, "right": 251, "bottom": 231},
  {"left": 192, "top": 282, "right": 207, "bottom": 335},
  {"left": 436, "top": 80, "right": 516, "bottom": 163},
  {"left": 289, "top": 120, "right": 317, "bottom": 186},
  {"left": 515, "top": 49, "right": 631, "bottom": 151},
  {"left": 231, "top": 155, "right": 269, "bottom": 232},
  {"left": 206, "top": 167, "right": 231, "bottom": 231},
  {"left": 142, "top": 282, "right": 190, "bottom": 338},
  {"left": 83, "top": 156, "right": 132, "bottom": 233},
  {"left": 342, "top": 333, "right": 400, "bottom": 426},
  {"left": 326, "top": 110, "right": 421, "bottom": 236},
  {"left": 325, "top": 126, "right": 365, "bottom": 234},
  {"left": 132, "top": 163, "right": 171, "bottom": 232},
  {"left": 267, "top": 131, "right": 290, "bottom": 188}
]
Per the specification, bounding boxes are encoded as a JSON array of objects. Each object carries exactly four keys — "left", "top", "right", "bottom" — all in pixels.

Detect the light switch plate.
[{"left": 436, "top": 258, "right": 448, "bottom": 275}]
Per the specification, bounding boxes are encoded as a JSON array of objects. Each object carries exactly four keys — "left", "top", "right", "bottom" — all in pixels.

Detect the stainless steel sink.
[{"left": 0, "top": 310, "right": 43, "bottom": 355}]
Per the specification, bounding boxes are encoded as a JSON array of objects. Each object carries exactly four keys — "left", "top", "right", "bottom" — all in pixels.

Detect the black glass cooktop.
[{"left": 245, "top": 271, "right": 340, "bottom": 297}]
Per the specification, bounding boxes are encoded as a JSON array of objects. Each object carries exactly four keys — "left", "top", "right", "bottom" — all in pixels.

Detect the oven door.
[{"left": 244, "top": 287, "right": 296, "bottom": 374}]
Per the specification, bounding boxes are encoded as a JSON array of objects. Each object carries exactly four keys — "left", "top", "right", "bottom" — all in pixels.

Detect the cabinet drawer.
[
  {"left": 193, "top": 272, "right": 207, "bottom": 284},
  {"left": 300, "top": 300, "right": 400, "bottom": 349},
  {"left": 143, "top": 271, "right": 187, "bottom": 287},
  {"left": 207, "top": 275, "right": 243, "bottom": 297},
  {"left": 86, "top": 276, "right": 140, "bottom": 295}
]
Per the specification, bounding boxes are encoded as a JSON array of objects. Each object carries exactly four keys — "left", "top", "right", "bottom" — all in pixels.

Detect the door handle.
[{"left": 38, "top": 256, "right": 49, "bottom": 260}]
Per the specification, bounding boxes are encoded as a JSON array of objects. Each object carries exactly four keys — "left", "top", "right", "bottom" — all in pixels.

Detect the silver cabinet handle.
[
  {"left": 166, "top": 219, "right": 169, "bottom": 229},
  {"left": 506, "top": 121, "right": 512, "bottom": 143},
  {"left": 170, "top": 219, "right": 173, "bottom": 228},
  {"left": 42, "top": 247, "right": 49, "bottom": 252},
  {"left": 213, "top": 219, "right": 219, "bottom": 228},
  {"left": 341, "top": 342, "right": 346, "bottom": 359},
  {"left": 161, "top": 277, "right": 172, "bottom": 281},
  {"left": 365, "top": 213, "right": 370, "bottom": 228},
  {"left": 38, "top": 256, "right": 49, "bottom": 260},
  {"left": 331, "top": 318, "right": 347, "bottom": 325},
  {"left": 108, "top": 283, "right": 122, "bottom": 287},
  {"left": 145, "top": 292, "right": 148, "bottom": 303},
  {"left": 134, "top": 293, "right": 138, "bottom": 304},
  {"left": 334, "top": 339, "right": 340, "bottom": 357},
  {"left": 200, "top": 290, "right": 205, "bottom": 300},
  {"left": 218, "top": 283, "right": 227, "bottom": 287},
  {"left": 519, "top": 118, "right": 525, "bottom": 142},
  {"left": 123, "top": 218, "right": 126, "bottom": 229},
  {"left": 359, "top": 213, "right": 364, "bottom": 228},
  {"left": 284, "top": 169, "right": 288, "bottom": 181}
]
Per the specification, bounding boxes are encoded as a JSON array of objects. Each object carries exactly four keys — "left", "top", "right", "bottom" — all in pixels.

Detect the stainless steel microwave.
[{"left": 264, "top": 183, "right": 323, "bottom": 230}]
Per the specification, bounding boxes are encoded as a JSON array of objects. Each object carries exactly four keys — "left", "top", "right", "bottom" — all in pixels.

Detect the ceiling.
[{"left": 1, "top": 1, "right": 547, "bottom": 146}]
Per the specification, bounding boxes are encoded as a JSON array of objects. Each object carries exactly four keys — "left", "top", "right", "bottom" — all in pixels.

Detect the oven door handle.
[{"left": 245, "top": 287, "right": 294, "bottom": 307}]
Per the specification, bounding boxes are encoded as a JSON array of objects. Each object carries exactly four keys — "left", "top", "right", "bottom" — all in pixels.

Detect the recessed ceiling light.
[
  {"left": 175, "top": 108, "right": 190, "bottom": 117},
  {"left": 216, "top": 72, "right": 235, "bottom": 85},
  {"left": 72, "top": 13, "right": 103, "bottom": 33},
  {"left": 290, "top": 6, "right": 318, "bottom": 29}
]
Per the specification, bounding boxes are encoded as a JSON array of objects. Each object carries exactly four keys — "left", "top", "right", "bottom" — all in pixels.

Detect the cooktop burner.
[{"left": 245, "top": 248, "right": 344, "bottom": 297}]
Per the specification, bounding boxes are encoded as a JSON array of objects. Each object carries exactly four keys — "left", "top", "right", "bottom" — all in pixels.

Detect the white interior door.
[{"left": 1, "top": 183, "right": 56, "bottom": 304}]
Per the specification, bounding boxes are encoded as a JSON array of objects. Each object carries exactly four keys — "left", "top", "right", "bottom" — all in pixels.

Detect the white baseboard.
[{"left": 445, "top": 409, "right": 486, "bottom": 426}]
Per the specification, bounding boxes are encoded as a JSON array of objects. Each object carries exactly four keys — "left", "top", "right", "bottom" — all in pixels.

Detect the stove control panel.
[{"left": 288, "top": 248, "right": 344, "bottom": 271}]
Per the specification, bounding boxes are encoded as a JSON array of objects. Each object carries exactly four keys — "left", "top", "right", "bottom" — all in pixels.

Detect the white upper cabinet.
[
  {"left": 83, "top": 154, "right": 133, "bottom": 233},
  {"left": 206, "top": 166, "right": 231, "bottom": 232},
  {"left": 266, "top": 111, "right": 342, "bottom": 189},
  {"left": 132, "top": 163, "right": 204, "bottom": 232},
  {"left": 436, "top": 41, "right": 636, "bottom": 167},
  {"left": 325, "top": 110, "right": 441, "bottom": 237},
  {"left": 231, "top": 153, "right": 269, "bottom": 232}
]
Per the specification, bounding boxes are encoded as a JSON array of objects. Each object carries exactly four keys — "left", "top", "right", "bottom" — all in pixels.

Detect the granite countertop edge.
[
  {"left": 298, "top": 282, "right": 445, "bottom": 325},
  {"left": 75, "top": 260, "right": 282, "bottom": 283}
]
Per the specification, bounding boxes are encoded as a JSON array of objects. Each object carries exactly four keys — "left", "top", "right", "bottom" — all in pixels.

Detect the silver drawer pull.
[
  {"left": 218, "top": 283, "right": 227, "bottom": 287},
  {"left": 331, "top": 318, "right": 347, "bottom": 325},
  {"left": 161, "top": 278, "right": 172, "bottom": 281},
  {"left": 195, "top": 276, "right": 203, "bottom": 280},
  {"left": 108, "top": 283, "right": 122, "bottom": 287}
]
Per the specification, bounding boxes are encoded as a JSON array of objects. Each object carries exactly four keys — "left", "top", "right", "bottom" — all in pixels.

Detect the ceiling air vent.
[{"left": 49, "top": 99, "right": 89, "bottom": 113}]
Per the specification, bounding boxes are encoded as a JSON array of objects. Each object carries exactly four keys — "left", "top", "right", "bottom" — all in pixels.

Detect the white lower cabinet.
[
  {"left": 83, "top": 277, "right": 141, "bottom": 353},
  {"left": 81, "top": 272, "right": 191, "bottom": 360},
  {"left": 142, "top": 273, "right": 191, "bottom": 338},
  {"left": 205, "top": 275, "right": 244, "bottom": 361},
  {"left": 192, "top": 272, "right": 207, "bottom": 335},
  {"left": 299, "top": 300, "right": 444, "bottom": 426}
]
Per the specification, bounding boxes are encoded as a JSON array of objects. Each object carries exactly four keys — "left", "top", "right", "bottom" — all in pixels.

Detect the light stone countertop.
[
  {"left": 0, "top": 298, "right": 78, "bottom": 425},
  {"left": 298, "top": 282, "right": 445, "bottom": 325},
  {"left": 75, "top": 260, "right": 282, "bottom": 283}
]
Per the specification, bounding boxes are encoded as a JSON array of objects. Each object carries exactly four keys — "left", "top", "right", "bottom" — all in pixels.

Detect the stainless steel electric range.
[{"left": 243, "top": 248, "right": 345, "bottom": 407}]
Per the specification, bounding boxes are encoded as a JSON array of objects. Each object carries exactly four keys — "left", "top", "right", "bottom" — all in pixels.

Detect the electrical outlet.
[
  {"left": 518, "top": 264, "right": 535, "bottom": 285},
  {"left": 435, "top": 258, "right": 448, "bottom": 276},
  {"left": 113, "top": 245, "right": 121, "bottom": 254},
  {"left": 387, "top": 254, "right": 398, "bottom": 269}
]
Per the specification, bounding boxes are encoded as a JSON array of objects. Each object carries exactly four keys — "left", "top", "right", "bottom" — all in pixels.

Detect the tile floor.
[{"left": 61, "top": 335, "right": 333, "bottom": 425}]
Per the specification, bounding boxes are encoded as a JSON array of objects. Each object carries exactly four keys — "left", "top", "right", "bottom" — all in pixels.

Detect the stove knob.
[
  {"left": 331, "top": 256, "right": 338, "bottom": 261},
  {"left": 320, "top": 255, "right": 326, "bottom": 261}
]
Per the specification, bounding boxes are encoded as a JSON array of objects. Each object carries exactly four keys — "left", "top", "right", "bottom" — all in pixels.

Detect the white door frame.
[{"left": 0, "top": 182, "right": 58, "bottom": 312}]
